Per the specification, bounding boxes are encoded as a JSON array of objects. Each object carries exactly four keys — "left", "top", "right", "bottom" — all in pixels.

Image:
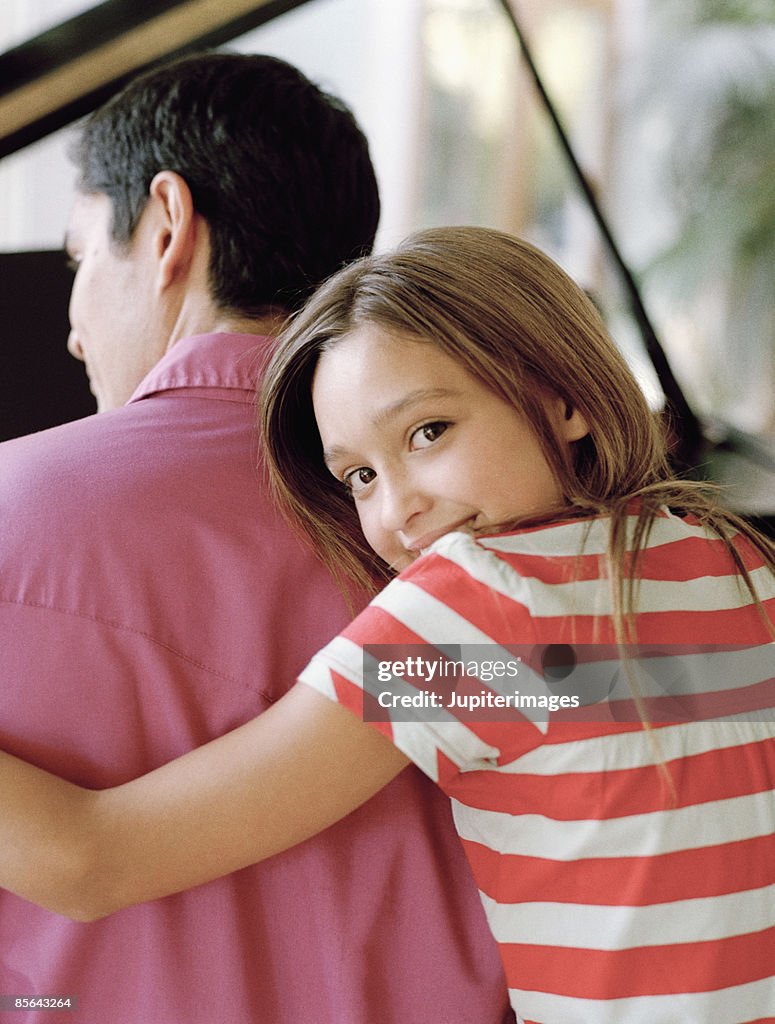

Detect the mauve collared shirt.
[{"left": 0, "top": 333, "right": 512, "bottom": 1024}]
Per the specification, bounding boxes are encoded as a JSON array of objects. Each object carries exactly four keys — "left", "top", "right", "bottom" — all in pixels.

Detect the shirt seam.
[
  {"left": 129, "top": 384, "right": 257, "bottom": 405},
  {"left": 0, "top": 595, "right": 276, "bottom": 702}
]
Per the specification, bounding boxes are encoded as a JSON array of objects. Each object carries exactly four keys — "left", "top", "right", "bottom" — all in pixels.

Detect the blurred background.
[{"left": 1, "top": 0, "right": 774, "bottom": 522}]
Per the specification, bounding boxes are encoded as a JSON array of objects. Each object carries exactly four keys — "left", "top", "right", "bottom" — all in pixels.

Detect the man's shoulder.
[
  {"left": 0, "top": 391, "right": 272, "bottom": 604},
  {"left": 0, "top": 411, "right": 121, "bottom": 498},
  {"left": 0, "top": 384, "right": 348, "bottom": 676},
  {"left": 1, "top": 412, "right": 137, "bottom": 516},
  {"left": 0, "top": 384, "right": 254, "bottom": 502}
]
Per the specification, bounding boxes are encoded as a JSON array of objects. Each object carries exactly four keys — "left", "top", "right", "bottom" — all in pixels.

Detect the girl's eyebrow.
[
  {"left": 322, "top": 388, "right": 461, "bottom": 469},
  {"left": 371, "top": 388, "right": 461, "bottom": 430}
]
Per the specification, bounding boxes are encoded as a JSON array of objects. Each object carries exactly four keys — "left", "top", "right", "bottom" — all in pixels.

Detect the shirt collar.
[{"left": 128, "top": 332, "right": 274, "bottom": 404}]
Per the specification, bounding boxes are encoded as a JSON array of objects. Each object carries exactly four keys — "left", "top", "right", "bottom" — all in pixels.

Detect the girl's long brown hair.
[{"left": 260, "top": 226, "right": 775, "bottom": 629}]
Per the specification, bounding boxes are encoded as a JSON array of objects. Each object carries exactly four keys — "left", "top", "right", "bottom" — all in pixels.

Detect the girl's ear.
[{"left": 553, "top": 397, "right": 589, "bottom": 442}]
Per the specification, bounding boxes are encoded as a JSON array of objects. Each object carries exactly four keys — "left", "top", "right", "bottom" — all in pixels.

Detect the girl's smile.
[{"left": 312, "top": 324, "right": 588, "bottom": 571}]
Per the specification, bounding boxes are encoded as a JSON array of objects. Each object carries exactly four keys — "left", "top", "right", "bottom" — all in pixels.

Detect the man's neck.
[
  {"left": 210, "top": 311, "right": 290, "bottom": 339},
  {"left": 162, "top": 308, "right": 290, "bottom": 359}
]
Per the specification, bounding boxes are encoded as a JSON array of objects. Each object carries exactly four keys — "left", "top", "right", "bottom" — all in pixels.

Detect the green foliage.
[{"left": 621, "top": 0, "right": 775, "bottom": 436}]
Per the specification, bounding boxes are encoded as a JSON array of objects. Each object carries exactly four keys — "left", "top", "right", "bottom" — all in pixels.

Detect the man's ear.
[
  {"left": 147, "top": 170, "right": 197, "bottom": 291},
  {"left": 552, "top": 396, "right": 590, "bottom": 442}
]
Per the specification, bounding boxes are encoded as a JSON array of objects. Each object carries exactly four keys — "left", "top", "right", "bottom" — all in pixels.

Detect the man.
[{"left": 0, "top": 53, "right": 512, "bottom": 1023}]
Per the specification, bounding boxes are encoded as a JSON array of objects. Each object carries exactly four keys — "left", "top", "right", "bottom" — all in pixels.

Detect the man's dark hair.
[{"left": 71, "top": 52, "right": 380, "bottom": 314}]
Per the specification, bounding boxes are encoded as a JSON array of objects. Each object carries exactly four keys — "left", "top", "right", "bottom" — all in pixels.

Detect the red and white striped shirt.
[{"left": 300, "top": 509, "right": 775, "bottom": 1023}]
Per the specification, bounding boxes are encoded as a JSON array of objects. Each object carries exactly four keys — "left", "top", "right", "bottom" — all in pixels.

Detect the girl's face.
[{"left": 311, "top": 324, "right": 588, "bottom": 571}]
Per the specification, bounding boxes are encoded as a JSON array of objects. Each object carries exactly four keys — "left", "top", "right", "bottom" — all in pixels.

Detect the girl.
[{"left": 2, "top": 227, "right": 774, "bottom": 1024}]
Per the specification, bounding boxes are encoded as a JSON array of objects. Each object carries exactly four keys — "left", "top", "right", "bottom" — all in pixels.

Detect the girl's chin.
[{"left": 384, "top": 550, "right": 419, "bottom": 574}]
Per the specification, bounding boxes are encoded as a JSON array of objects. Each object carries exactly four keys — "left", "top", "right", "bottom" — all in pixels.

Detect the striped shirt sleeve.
[{"left": 299, "top": 517, "right": 775, "bottom": 1023}]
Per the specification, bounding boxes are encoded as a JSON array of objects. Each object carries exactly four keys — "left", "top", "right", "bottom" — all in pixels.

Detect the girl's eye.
[
  {"left": 343, "top": 466, "right": 376, "bottom": 495},
  {"left": 410, "top": 421, "right": 449, "bottom": 450}
]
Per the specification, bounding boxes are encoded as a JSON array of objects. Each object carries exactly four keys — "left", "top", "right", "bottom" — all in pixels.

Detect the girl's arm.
[{"left": 1, "top": 684, "right": 409, "bottom": 921}]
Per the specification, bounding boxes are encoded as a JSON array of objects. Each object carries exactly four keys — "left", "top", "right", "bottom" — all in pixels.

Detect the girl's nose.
[{"left": 379, "top": 472, "right": 431, "bottom": 535}]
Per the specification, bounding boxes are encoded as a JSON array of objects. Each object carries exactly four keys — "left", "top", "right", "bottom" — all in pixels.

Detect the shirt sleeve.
[{"left": 298, "top": 531, "right": 545, "bottom": 789}]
